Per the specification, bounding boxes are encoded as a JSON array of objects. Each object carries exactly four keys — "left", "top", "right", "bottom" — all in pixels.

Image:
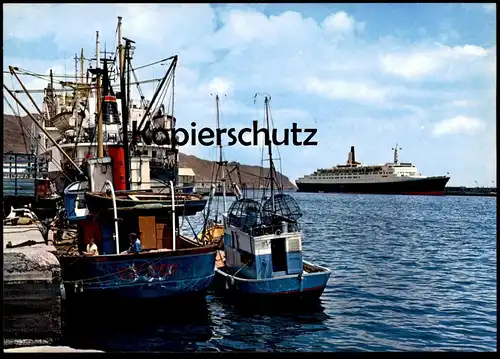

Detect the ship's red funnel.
[{"left": 108, "top": 145, "right": 126, "bottom": 191}]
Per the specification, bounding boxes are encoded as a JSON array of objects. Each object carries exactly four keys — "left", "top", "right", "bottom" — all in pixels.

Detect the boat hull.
[
  {"left": 60, "top": 246, "right": 217, "bottom": 301},
  {"left": 296, "top": 176, "right": 450, "bottom": 196},
  {"left": 213, "top": 261, "right": 331, "bottom": 301}
]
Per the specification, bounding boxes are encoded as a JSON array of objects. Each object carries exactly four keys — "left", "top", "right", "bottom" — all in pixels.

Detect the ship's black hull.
[{"left": 296, "top": 176, "right": 450, "bottom": 196}]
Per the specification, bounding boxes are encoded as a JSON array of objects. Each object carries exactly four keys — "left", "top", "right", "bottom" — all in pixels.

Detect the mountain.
[
  {"left": 179, "top": 153, "right": 296, "bottom": 189},
  {"left": 3, "top": 114, "right": 296, "bottom": 189},
  {"left": 3, "top": 114, "right": 33, "bottom": 153}
]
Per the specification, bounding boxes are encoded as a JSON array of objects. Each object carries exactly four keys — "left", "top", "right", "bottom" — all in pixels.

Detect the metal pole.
[
  {"left": 9, "top": 66, "right": 46, "bottom": 117},
  {"left": 3, "top": 84, "right": 83, "bottom": 174},
  {"left": 123, "top": 41, "right": 131, "bottom": 190},
  {"left": 96, "top": 31, "right": 104, "bottom": 158},
  {"left": 80, "top": 48, "right": 84, "bottom": 84},
  {"left": 265, "top": 96, "right": 275, "bottom": 212},
  {"left": 74, "top": 53, "right": 78, "bottom": 83},
  {"left": 216, "top": 95, "right": 227, "bottom": 213},
  {"left": 169, "top": 180, "right": 176, "bottom": 251},
  {"left": 117, "top": 16, "right": 124, "bottom": 79},
  {"left": 136, "top": 55, "right": 177, "bottom": 133},
  {"left": 105, "top": 180, "right": 120, "bottom": 254}
]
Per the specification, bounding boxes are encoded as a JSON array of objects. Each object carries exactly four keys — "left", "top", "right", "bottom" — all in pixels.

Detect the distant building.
[
  {"left": 177, "top": 167, "right": 196, "bottom": 194},
  {"left": 178, "top": 167, "right": 195, "bottom": 185}
]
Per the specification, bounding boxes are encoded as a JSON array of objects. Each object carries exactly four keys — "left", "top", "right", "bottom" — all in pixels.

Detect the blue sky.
[{"left": 3, "top": 3, "right": 496, "bottom": 186}]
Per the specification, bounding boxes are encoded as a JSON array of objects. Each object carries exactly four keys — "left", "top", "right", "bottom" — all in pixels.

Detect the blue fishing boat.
[
  {"left": 60, "top": 178, "right": 217, "bottom": 302},
  {"left": 213, "top": 196, "right": 331, "bottom": 300},
  {"left": 212, "top": 95, "right": 331, "bottom": 301}
]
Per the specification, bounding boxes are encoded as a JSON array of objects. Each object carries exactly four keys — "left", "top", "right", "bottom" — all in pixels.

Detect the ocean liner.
[{"left": 295, "top": 145, "right": 450, "bottom": 196}]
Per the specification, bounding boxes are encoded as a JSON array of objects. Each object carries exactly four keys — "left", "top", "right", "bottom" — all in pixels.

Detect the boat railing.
[{"left": 249, "top": 222, "right": 301, "bottom": 237}]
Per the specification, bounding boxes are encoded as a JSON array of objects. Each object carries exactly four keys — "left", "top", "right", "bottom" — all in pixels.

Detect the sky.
[{"left": 3, "top": 3, "right": 497, "bottom": 187}]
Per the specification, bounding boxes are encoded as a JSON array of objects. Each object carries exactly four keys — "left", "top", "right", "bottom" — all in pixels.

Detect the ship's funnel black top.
[{"left": 351, "top": 146, "right": 355, "bottom": 163}]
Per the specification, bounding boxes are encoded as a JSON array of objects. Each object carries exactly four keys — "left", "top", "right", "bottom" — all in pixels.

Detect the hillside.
[
  {"left": 3, "top": 114, "right": 296, "bottom": 189},
  {"left": 179, "top": 153, "right": 295, "bottom": 189},
  {"left": 3, "top": 114, "right": 33, "bottom": 153}
]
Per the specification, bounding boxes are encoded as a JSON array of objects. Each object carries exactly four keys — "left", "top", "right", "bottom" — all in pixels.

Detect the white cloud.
[
  {"left": 207, "top": 77, "right": 233, "bottom": 95},
  {"left": 380, "top": 44, "right": 493, "bottom": 80},
  {"left": 431, "top": 116, "right": 486, "bottom": 136},
  {"left": 451, "top": 100, "right": 475, "bottom": 107},
  {"left": 322, "top": 11, "right": 356, "bottom": 33},
  {"left": 3, "top": 4, "right": 216, "bottom": 55},
  {"left": 304, "top": 77, "right": 388, "bottom": 103}
]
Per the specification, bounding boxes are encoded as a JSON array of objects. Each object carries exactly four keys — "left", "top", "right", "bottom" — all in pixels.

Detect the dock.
[
  {"left": 444, "top": 187, "right": 496, "bottom": 197},
  {"left": 3, "top": 222, "right": 63, "bottom": 348},
  {"left": 4, "top": 346, "right": 104, "bottom": 353}
]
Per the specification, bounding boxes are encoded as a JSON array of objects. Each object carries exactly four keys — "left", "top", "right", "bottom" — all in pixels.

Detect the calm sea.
[{"left": 62, "top": 193, "right": 497, "bottom": 352}]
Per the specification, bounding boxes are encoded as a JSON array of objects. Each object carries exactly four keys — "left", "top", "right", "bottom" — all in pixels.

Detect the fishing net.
[
  {"left": 227, "top": 198, "right": 262, "bottom": 230},
  {"left": 261, "top": 194, "right": 302, "bottom": 225}
]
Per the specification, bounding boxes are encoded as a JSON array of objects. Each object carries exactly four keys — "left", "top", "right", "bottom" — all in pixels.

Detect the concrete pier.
[
  {"left": 4, "top": 346, "right": 104, "bottom": 353},
  {"left": 3, "top": 223, "right": 63, "bottom": 347}
]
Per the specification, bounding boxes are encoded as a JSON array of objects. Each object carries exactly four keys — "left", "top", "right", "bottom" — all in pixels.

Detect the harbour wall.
[{"left": 3, "top": 222, "right": 63, "bottom": 348}]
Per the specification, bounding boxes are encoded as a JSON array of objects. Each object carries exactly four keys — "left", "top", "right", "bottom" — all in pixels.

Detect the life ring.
[{"left": 275, "top": 229, "right": 282, "bottom": 236}]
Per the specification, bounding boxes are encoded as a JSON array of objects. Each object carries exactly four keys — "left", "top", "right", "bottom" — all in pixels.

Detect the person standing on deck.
[
  {"left": 85, "top": 238, "right": 99, "bottom": 256},
  {"left": 127, "top": 233, "right": 142, "bottom": 254}
]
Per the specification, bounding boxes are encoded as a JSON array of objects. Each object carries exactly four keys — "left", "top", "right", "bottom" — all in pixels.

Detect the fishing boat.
[
  {"left": 212, "top": 95, "right": 331, "bottom": 301},
  {"left": 60, "top": 179, "right": 217, "bottom": 302},
  {"left": 3, "top": 19, "right": 217, "bottom": 303},
  {"left": 3, "top": 17, "right": 195, "bottom": 196}
]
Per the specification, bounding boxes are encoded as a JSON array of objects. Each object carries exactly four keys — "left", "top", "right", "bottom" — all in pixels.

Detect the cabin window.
[
  {"left": 152, "top": 150, "right": 157, "bottom": 158},
  {"left": 143, "top": 150, "right": 148, "bottom": 156},
  {"left": 271, "top": 237, "right": 287, "bottom": 273}
]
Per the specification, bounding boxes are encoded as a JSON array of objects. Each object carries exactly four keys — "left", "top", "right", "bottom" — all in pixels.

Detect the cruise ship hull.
[{"left": 296, "top": 176, "right": 450, "bottom": 196}]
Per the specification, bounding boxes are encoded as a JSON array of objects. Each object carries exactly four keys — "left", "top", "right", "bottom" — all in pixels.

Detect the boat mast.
[
  {"left": 122, "top": 37, "right": 135, "bottom": 190},
  {"left": 264, "top": 96, "right": 275, "bottom": 212},
  {"left": 96, "top": 31, "right": 104, "bottom": 159},
  {"left": 392, "top": 143, "right": 402, "bottom": 164},
  {"left": 215, "top": 94, "right": 227, "bottom": 213},
  {"left": 80, "top": 48, "right": 84, "bottom": 84},
  {"left": 74, "top": 53, "right": 78, "bottom": 83},
  {"left": 117, "top": 16, "right": 124, "bottom": 79}
]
